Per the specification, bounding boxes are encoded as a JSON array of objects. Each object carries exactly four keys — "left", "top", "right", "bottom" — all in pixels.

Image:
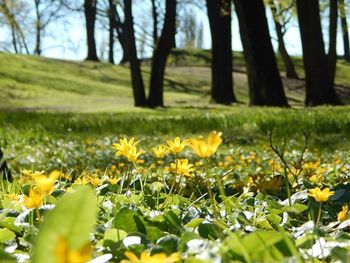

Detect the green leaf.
[
  {"left": 156, "top": 234, "right": 179, "bottom": 254},
  {"left": 114, "top": 207, "right": 146, "bottom": 234},
  {"left": 0, "top": 217, "right": 22, "bottom": 233},
  {"left": 331, "top": 247, "right": 350, "bottom": 262},
  {"left": 104, "top": 228, "right": 128, "bottom": 243},
  {"left": 185, "top": 218, "right": 205, "bottom": 228},
  {"left": 33, "top": 186, "right": 97, "bottom": 263},
  {"left": 283, "top": 203, "right": 308, "bottom": 214},
  {"left": 198, "top": 222, "right": 222, "bottom": 239},
  {"left": 0, "top": 248, "right": 15, "bottom": 263},
  {"left": 179, "top": 232, "right": 201, "bottom": 252},
  {"left": 164, "top": 210, "right": 182, "bottom": 232},
  {"left": 0, "top": 228, "right": 15, "bottom": 243}
]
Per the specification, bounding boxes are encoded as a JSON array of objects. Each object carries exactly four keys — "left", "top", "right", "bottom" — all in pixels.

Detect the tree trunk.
[
  {"left": 269, "top": 0, "right": 299, "bottom": 79},
  {"left": 206, "top": 0, "right": 236, "bottom": 104},
  {"left": 34, "top": 0, "right": 41, "bottom": 56},
  {"left": 108, "top": 0, "right": 116, "bottom": 64},
  {"left": 124, "top": 0, "right": 147, "bottom": 107},
  {"left": 296, "top": 0, "right": 341, "bottom": 106},
  {"left": 114, "top": 8, "right": 129, "bottom": 64},
  {"left": 328, "top": 0, "right": 338, "bottom": 85},
  {"left": 339, "top": 0, "right": 350, "bottom": 62},
  {"left": 151, "top": 0, "right": 159, "bottom": 45},
  {"left": 234, "top": 0, "right": 288, "bottom": 106},
  {"left": 147, "top": 0, "right": 176, "bottom": 108},
  {"left": 84, "top": 0, "right": 99, "bottom": 61}
]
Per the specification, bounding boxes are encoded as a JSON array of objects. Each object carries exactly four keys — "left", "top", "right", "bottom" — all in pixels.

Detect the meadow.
[{"left": 1, "top": 51, "right": 350, "bottom": 262}]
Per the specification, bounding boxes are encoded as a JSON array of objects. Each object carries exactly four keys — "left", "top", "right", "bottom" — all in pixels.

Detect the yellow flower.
[
  {"left": 55, "top": 236, "right": 92, "bottom": 263},
  {"left": 166, "top": 137, "right": 189, "bottom": 154},
  {"left": 308, "top": 187, "right": 335, "bottom": 202},
  {"left": 109, "top": 177, "right": 121, "bottom": 185},
  {"left": 112, "top": 138, "right": 144, "bottom": 162},
  {"left": 127, "top": 146, "right": 145, "bottom": 162},
  {"left": 34, "top": 170, "right": 61, "bottom": 196},
  {"left": 190, "top": 131, "right": 222, "bottom": 158},
  {"left": 121, "top": 251, "right": 180, "bottom": 263},
  {"left": 21, "top": 170, "right": 45, "bottom": 182},
  {"left": 23, "top": 189, "right": 45, "bottom": 209},
  {"left": 309, "top": 174, "right": 324, "bottom": 184},
  {"left": 152, "top": 145, "right": 169, "bottom": 159},
  {"left": 337, "top": 205, "right": 349, "bottom": 222},
  {"left": 170, "top": 159, "right": 194, "bottom": 177}
]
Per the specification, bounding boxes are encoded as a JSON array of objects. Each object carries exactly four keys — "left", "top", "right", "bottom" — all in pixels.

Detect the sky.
[{"left": 1, "top": 3, "right": 346, "bottom": 62}]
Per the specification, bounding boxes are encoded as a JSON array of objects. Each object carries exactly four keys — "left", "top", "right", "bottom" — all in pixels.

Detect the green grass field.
[{"left": 2, "top": 49, "right": 350, "bottom": 113}]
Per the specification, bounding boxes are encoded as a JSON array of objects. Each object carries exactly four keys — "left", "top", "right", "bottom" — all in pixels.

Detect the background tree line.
[{"left": 0, "top": 0, "right": 350, "bottom": 107}]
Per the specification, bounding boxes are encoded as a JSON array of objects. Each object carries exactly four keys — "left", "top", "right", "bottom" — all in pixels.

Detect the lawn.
[{"left": 1, "top": 51, "right": 350, "bottom": 262}]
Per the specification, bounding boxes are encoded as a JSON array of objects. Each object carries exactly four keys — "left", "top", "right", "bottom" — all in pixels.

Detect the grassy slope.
[
  {"left": 2, "top": 49, "right": 350, "bottom": 113},
  {"left": 2, "top": 50, "right": 350, "bottom": 162}
]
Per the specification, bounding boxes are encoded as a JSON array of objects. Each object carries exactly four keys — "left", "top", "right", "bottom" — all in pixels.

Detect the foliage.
[{"left": 1, "top": 126, "right": 350, "bottom": 262}]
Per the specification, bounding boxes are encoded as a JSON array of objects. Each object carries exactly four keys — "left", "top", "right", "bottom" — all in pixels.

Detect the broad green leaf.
[
  {"left": 0, "top": 217, "right": 22, "bottom": 233},
  {"left": 104, "top": 228, "right": 127, "bottom": 243},
  {"left": 0, "top": 228, "right": 15, "bottom": 243},
  {"left": 33, "top": 186, "right": 97, "bottom": 263},
  {"left": 114, "top": 206, "right": 146, "bottom": 234},
  {"left": 156, "top": 234, "right": 179, "bottom": 254}
]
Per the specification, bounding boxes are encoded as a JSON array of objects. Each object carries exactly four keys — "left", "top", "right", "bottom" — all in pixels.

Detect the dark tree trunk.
[
  {"left": 234, "top": 0, "right": 288, "bottom": 106},
  {"left": 34, "top": 0, "right": 41, "bottom": 56},
  {"left": 296, "top": 0, "right": 341, "bottom": 106},
  {"left": 108, "top": 0, "right": 116, "bottom": 64},
  {"left": 147, "top": 0, "right": 176, "bottom": 108},
  {"left": 339, "top": 0, "right": 350, "bottom": 62},
  {"left": 269, "top": 0, "right": 299, "bottom": 79},
  {"left": 114, "top": 8, "right": 129, "bottom": 64},
  {"left": 151, "top": 0, "right": 159, "bottom": 45},
  {"left": 84, "top": 0, "right": 99, "bottom": 61},
  {"left": 328, "top": 0, "right": 338, "bottom": 85},
  {"left": 124, "top": 0, "right": 147, "bottom": 107},
  {"left": 206, "top": 0, "right": 236, "bottom": 104}
]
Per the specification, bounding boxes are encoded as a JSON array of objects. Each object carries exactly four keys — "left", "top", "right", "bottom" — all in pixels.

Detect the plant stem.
[
  {"left": 205, "top": 158, "right": 219, "bottom": 218},
  {"left": 284, "top": 167, "right": 292, "bottom": 207},
  {"left": 316, "top": 202, "right": 323, "bottom": 226}
]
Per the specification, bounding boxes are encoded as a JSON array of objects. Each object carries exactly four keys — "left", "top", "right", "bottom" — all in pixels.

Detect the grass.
[{"left": 2, "top": 49, "right": 350, "bottom": 113}]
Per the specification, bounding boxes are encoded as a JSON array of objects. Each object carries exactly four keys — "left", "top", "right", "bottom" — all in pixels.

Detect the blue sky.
[{"left": 5, "top": 4, "right": 346, "bottom": 62}]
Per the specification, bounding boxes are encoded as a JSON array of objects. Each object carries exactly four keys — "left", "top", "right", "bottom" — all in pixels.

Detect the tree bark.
[
  {"left": 114, "top": 8, "right": 129, "bottom": 64},
  {"left": 234, "top": 0, "right": 288, "bottom": 106},
  {"left": 34, "top": 0, "right": 41, "bottom": 56},
  {"left": 151, "top": 0, "right": 159, "bottom": 45},
  {"left": 124, "top": 0, "right": 147, "bottom": 107},
  {"left": 147, "top": 0, "right": 176, "bottom": 108},
  {"left": 339, "top": 0, "right": 350, "bottom": 62},
  {"left": 269, "top": 0, "right": 299, "bottom": 79},
  {"left": 206, "top": 0, "right": 236, "bottom": 104},
  {"left": 84, "top": 0, "right": 99, "bottom": 61},
  {"left": 328, "top": 0, "right": 338, "bottom": 86},
  {"left": 296, "top": 0, "right": 341, "bottom": 106},
  {"left": 108, "top": 0, "right": 116, "bottom": 64}
]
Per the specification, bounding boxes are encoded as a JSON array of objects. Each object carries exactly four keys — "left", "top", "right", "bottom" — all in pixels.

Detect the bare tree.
[
  {"left": 33, "top": 0, "right": 65, "bottom": 56},
  {"left": 0, "top": 0, "right": 29, "bottom": 54}
]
